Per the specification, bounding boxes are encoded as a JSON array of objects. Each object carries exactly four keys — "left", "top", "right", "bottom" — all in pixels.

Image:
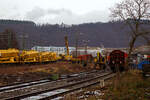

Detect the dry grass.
[
  {"left": 104, "top": 70, "right": 150, "bottom": 100},
  {"left": 0, "top": 62, "right": 93, "bottom": 86},
  {"left": 0, "top": 62, "right": 92, "bottom": 75}
]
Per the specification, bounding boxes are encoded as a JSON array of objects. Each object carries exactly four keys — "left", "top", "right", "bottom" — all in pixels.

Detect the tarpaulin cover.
[{"left": 138, "top": 60, "right": 150, "bottom": 69}]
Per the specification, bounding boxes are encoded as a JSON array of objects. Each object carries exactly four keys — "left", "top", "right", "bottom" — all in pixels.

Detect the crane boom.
[{"left": 64, "top": 36, "right": 69, "bottom": 56}]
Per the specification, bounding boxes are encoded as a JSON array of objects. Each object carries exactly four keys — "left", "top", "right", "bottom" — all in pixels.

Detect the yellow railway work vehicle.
[
  {"left": 20, "top": 50, "right": 39, "bottom": 63},
  {"left": 0, "top": 49, "right": 19, "bottom": 64},
  {"left": 93, "top": 51, "right": 106, "bottom": 69},
  {"left": 64, "top": 55, "right": 73, "bottom": 61},
  {"left": 39, "top": 52, "right": 53, "bottom": 63},
  {"left": 56, "top": 54, "right": 62, "bottom": 61},
  {"left": 64, "top": 36, "right": 78, "bottom": 62},
  {"left": 64, "top": 36, "right": 73, "bottom": 61},
  {"left": 97, "top": 52, "right": 106, "bottom": 64},
  {"left": 49, "top": 52, "right": 58, "bottom": 62}
]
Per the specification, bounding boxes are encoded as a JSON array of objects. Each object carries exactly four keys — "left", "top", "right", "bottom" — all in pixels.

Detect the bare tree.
[{"left": 110, "top": 0, "right": 150, "bottom": 69}]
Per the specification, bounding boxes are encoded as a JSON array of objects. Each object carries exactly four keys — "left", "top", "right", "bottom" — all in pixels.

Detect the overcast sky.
[{"left": 0, "top": 0, "right": 122, "bottom": 24}]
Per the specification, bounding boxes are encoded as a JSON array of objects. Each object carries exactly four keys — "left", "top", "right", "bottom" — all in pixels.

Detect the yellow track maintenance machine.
[
  {"left": 39, "top": 51, "right": 53, "bottom": 63},
  {"left": 64, "top": 36, "right": 73, "bottom": 61},
  {"left": 39, "top": 51, "right": 58, "bottom": 62},
  {"left": 64, "top": 36, "right": 80, "bottom": 63},
  {"left": 0, "top": 49, "right": 20, "bottom": 64},
  {"left": 93, "top": 51, "right": 106, "bottom": 69},
  {"left": 20, "top": 50, "right": 39, "bottom": 63},
  {"left": 49, "top": 52, "right": 58, "bottom": 62}
]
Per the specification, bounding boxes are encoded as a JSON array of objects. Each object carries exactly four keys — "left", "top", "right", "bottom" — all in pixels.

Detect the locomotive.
[{"left": 108, "top": 50, "right": 127, "bottom": 72}]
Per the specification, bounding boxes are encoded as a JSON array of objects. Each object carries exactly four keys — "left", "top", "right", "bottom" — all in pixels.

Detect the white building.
[
  {"left": 31, "top": 46, "right": 105, "bottom": 57},
  {"left": 71, "top": 47, "right": 105, "bottom": 57},
  {"left": 31, "top": 46, "right": 75, "bottom": 55}
]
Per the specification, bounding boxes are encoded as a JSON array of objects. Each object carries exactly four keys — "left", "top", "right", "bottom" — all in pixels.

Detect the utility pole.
[
  {"left": 83, "top": 40, "right": 89, "bottom": 55},
  {"left": 75, "top": 32, "right": 83, "bottom": 58},
  {"left": 75, "top": 33, "right": 78, "bottom": 58}
]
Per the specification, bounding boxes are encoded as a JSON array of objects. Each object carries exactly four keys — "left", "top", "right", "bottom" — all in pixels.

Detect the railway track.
[
  {"left": 0, "top": 79, "right": 50, "bottom": 92},
  {"left": 0, "top": 70, "right": 99, "bottom": 92},
  {"left": 22, "top": 72, "right": 114, "bottom": 100},
  {"left": 0, "top": 70, "right": 102, "bottom": 100},
  {"left": 0, "top": 70, "right": 98, "bottom": 93}
]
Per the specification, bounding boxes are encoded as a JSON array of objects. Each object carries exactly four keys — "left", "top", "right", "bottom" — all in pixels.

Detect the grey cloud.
[
  {"left": 80, "top": 10, "right": 110, "bottom": 23},
  {"left": 25, "top": 7, "right": 109, "bottom": 24},
  {"left": 12, "top": 6, "right": 18, "bottom": 10},
  {"left": 0, "top": 7, "right": 22, "bottom": 20},
  {"left": 26, "top": 7, "right": 73, "bottom": 21},
  {"left": 44, "top": 10, "right": 109, "bottom": 24},
  {"left": 47, "top": 9, "right": 73, "bottom": 15},
  {"left": 9, "top": 13, "right": 22, "bottom": 19},
  {"left": 26, "top": 7, "right": 46, "bottom": 20}
]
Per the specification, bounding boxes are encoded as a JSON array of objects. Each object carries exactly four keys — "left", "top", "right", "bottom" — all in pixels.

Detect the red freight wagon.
[
  {"left": 109, "top": 50, "right": 127, "bottom": 72},
  {"left": 78, "top": 54, "right": 93, "bottom": 62}
]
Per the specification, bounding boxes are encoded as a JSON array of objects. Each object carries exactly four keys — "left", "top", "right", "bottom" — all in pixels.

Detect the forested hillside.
[{"left": 0, "top": 19, "right": 148, "bottom": 49}]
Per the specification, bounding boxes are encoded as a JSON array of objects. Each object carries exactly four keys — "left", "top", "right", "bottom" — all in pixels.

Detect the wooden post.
[{"left": 100, "top": 79, "right": 105, "bottom": 88}]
